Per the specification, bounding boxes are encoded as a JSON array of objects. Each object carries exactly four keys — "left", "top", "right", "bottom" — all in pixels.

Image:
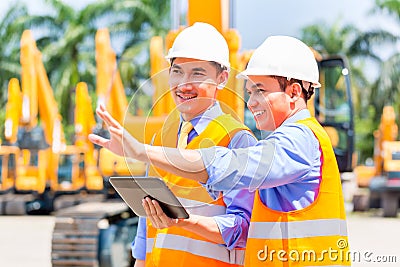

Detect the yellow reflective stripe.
[
  {"left": 146, "top": 237, "right": 154, "bottom": 253},
  {"left": 177, "top": 197, "right": 226, "bottom": 216},
  {"left": 154, "top": 233, "right": 244, "bottom": 265},
  {"left": 248, "top": 219, "right": 348, "bottom": 239}
]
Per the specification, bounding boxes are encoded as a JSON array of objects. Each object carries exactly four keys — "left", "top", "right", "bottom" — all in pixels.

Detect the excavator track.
[
  {"left": 0, "top": 193, "right": 35, "bottom": 215},
  {"left": 51, "top": 200, "right": 138, "bottom": 267}
]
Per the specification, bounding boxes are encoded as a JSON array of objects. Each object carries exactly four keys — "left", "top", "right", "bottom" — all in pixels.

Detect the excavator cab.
[{"left": 310, "top": 56, "right": 355, "bottom": 173}]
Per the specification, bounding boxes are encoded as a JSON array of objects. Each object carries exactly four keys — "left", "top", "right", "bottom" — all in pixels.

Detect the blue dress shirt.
[{"left": 200, "top": 109, "right": 321, "bottom": 212}]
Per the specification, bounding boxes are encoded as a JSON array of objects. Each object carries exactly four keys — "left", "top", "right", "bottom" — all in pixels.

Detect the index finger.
[{"left": 96, "top": 106, "right": 121, "bottom": 129}]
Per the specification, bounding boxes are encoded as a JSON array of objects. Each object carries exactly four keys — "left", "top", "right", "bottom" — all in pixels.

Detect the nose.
[
  {"left": 177, "top": 80, "right": 193, "bottom": 91},
  {"left": 247, "top": 93, "right": 258, "bottom": 109}
]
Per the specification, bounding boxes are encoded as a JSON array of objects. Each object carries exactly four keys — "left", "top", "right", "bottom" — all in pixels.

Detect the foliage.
[
  {"left": 301, "top": 19, "right": 398, "bottom": 161},
  {"left": 31, "top": 0, "right": 169, "bottom": 142},
  {"left": 0, "top": 3, "right": 50, "bottom": 140},
  {"left": 372, "top": 0, "right": 400, "bottom": 124},
  {"left": 375, "top": 0, "right": 400, "bottom": 17}
]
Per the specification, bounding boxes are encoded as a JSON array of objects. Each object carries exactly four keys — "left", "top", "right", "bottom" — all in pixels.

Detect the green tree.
[
  {"left": 372, "top": 0, "right": 400, "bottom": 117},
  {"left": 38, "top": 0, "right": 118, "bottom": 129},
  {"left": 109, "top": 0, "right": 170, "bottom": 96},
  {"left": 0, "top": 3, "right": 47, "bottom": 139},
  {"left": 301, "top": 19, "right": 397, "bottom": 161},
  {"left": 0, "top": 4, "right": 26, "bottom": 87},
  {"left": 302, "top": 20, "right": 396, "bottom": 111},
  {"left": 33, "top": 0, "right": 169, "bottom": 141}
]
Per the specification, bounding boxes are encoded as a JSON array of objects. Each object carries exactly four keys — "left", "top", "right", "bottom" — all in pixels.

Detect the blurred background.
[
  {"left": 0, "top": 0, "right": 399, "bottom": 266},
  {"left": 0, "top": 0, "right": 398, "bottom": 161}
]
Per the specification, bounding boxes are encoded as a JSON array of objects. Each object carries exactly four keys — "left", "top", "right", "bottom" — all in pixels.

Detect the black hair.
[
  {"left": 170, "top": 58, "right": 226, "bottom": 76},
  {"left": 271, "top": 75, "right": 314, "bottom": 102}
]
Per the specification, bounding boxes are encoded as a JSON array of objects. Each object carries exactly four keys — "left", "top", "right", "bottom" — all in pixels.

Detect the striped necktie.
[{"left": 177, "top": 121, "right": 193, "bottom": 148}]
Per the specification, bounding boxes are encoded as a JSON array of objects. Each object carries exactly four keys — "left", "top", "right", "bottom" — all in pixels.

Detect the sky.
[
  {"left": 1, "top": 0, "right": 399, "bottom": 56},
  {"left": 235, "top": 0, "right": 399, "bottom": 52}
]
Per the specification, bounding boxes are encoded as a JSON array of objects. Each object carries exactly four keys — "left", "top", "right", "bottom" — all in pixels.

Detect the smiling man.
[
  {"left": 130, "top": 22, "right": 256, "bottom": 267},
  {"left": 90, "top": 35, "right": 350, "bottom": 267}
]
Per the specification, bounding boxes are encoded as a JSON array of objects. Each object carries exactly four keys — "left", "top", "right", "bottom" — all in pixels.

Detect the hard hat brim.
[
  {"left": 165, "top": 53, "right": 230, "bottom": 71},
  {"left": 236, "top": 68, "right": 321, "bottom": 88}
]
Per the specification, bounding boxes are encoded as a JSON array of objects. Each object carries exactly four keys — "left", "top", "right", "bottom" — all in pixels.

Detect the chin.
[
  {"left": 258, "top": 122, "right": 275, "bottom": 131},
  {"left": 255, "top": 120, "right": 266, "bottom": 131},
  {"left": 176, "top": 101, "right": 192, "bottom": 109}
]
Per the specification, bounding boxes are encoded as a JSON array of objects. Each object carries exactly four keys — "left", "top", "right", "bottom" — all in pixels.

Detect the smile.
[
  {"left": 176, "top": 92, "right": 197, "bottom": 100},
  {"left": 253, "top": 110, "right": 265, "bottom": 117}
]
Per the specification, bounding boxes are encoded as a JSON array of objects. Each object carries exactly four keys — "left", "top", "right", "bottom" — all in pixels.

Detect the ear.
[
  {"left": 217, "top": 70, "right": 229, "bottom": 90},
  {"left": 287, "top": 82, "right": 302, "bottom": 102}
]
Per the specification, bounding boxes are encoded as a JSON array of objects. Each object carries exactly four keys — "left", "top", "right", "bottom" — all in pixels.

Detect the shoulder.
[
  {"left": 270, "top": 122, "right": 319, "bottom": 151},
  {"left": 229, "top": 129, "right": 257, "bottom": 149}
]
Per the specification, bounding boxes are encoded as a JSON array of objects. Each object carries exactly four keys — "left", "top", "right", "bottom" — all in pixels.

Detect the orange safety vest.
[
  {"left": 146, "top": 114, "right": 250, "bottom": 267},
  {"left": 245, "top": 117, "right": 351, "bottom": 267}
]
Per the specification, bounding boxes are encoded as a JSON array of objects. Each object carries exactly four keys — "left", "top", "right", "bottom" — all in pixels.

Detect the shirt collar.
[
  {"left": 281, "top": 109, "right": 311, "bottom": 126},
  {"left": 179, "top": 102, "right": 224, "bottom": 135}
]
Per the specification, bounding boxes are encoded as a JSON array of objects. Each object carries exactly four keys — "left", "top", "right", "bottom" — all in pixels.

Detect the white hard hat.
[
  {"left": 165, "top": 22, "right": 230, "bottom": 70},
  {"left": 237, "top": 35, "right": 321, "bottom": 88}
]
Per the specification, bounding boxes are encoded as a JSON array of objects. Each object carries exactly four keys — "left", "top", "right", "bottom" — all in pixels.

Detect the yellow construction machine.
[
  {"left": 94, "top": 28, "right": 153, "bottom": 181},
  {"left": 352, "top": 106, "right": 400, "bottom": 217},
  {"left": 309, "top": 56, "right": 355, "bottom": 171},
  {"left": 51, "top": 29, "right": 158, "bottom": 267},
  {"left": 0, "top": 78, "right": 21, "bottom": 213},
  {"left": 0, "top": 30, "right": 78, "bottom": 214},
  {"left": 0, "top": 30, "right": 106, "bottom": 214}
]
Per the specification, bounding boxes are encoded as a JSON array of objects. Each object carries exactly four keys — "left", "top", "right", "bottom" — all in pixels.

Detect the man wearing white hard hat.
[
  {"left": 90, "top": 35, "right": 350, "bottom": 266},
  {"left": 130, "top": 22, "right": 256, "bottom": 267}
]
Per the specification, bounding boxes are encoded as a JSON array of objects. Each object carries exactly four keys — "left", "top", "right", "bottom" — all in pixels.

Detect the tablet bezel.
[{"left": 109, "top": 176, "right": 189, "bottom": 219}]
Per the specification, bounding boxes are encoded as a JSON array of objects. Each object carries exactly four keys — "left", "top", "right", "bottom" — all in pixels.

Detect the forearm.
[
  {"left": 141, "top": 145, "right": 209, "bottom": 183},
  {"left": 89, "top": 122, "right": 210, "bottom": 183},
  {"left": 215, "top": 190, "right": 254, "bottom": 249},
  {"left": 178, "top": 214, "right": 224, "bottom": 244}
]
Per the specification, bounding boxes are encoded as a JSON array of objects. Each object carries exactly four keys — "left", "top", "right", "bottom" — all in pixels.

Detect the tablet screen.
[{"left": 109, "top": 177, "right": 189, "bottom": 219}]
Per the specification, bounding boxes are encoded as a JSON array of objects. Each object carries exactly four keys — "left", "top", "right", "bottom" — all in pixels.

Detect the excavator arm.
[
  {"left": 74, "top": 82, "right": 103, "bottom": 191},
  {"left": 95, "top": 28, "right": 148, "bottom": 178},
  {"left": 4, "top": 78, "right": 22, "bottom": 145}
]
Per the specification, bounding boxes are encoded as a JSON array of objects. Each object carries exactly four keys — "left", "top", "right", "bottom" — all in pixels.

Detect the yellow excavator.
[
  {"left": 1, "top": 30, "right": 70, "bottom": 214},
  {"left": 0, "top": 79, "right": 21, "bottom": 213},
  {"left": 0, "top": 30, "right": 107, "bottom": 214},
  {"left": 94, "top": 28, "right": 153, "bottom": 180},
  {"left": 51, "top": 28, "right": 167, "bottom": 267},
  {"left": 352, "top": 106, "right": 400, "bottom": 216}
]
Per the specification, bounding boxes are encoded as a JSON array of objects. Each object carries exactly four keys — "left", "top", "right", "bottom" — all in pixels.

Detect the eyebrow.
[
  {"left": 171, "top": 64, "right": 207, "bottom": 73},
  {"left": 171, "top": 65, "right": 182, "bottom": 70},
  {"left": 250, "top": 83, "right": 264, "bottom": 89},
  {"left": 192, "top": 67, "right": 206, "bottom": 72}
]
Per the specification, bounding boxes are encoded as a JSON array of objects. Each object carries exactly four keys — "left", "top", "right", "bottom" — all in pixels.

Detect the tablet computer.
[{"left": 109, "top": 176, "right": 189, "bottom": 219}]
